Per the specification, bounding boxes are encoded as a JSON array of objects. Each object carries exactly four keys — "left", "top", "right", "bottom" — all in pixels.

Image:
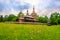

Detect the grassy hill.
[{"left": 0, "top": 23, "right": 60, "bottom": 40}]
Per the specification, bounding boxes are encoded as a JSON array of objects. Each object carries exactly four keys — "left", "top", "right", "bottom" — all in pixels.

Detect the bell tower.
[
  {"left": 19, "top": 11, "right": 23, "bottom": 17},
  {"left": 31, "top": 6, "right": 37, "bottom": 20},
  {"left": 26, "top": 10, "right": 29, "bottom": 16},
  {"left": 33, "top": 6, "right": 35, "bottom": 13}
]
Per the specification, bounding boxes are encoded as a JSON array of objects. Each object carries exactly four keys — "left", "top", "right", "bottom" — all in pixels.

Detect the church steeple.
[
  {"left": 31, "top": 6, "right": 37, "bottom": 20},
  {"left": 26, "top": 10, "right": 29, "bottom": 16},
  {"left": 31, "top": 6, "right": 36, "bottom": 16},
  {"left": 33, "top": 6, "right": 35, "bottom": 13}
]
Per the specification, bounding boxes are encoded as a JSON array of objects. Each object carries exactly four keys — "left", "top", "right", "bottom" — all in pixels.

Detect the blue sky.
[
  {"left": 0, "top": 0, "right": 30, "bottom": 11},
  {"left": 0, "top": 0, "right": 60, "bottom": 12},
  {"left": 46, "top": 0, "right": 60, "bottom": 8}
]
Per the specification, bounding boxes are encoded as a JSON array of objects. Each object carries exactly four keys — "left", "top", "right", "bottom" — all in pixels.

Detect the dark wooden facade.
[{"left": 24, "top": 16, "right": 35, "bottom": 22}]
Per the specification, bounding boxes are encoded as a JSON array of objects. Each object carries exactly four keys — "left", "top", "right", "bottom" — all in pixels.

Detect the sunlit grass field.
[{"left": 0, "top": 23, "right": 60, "bottom": 40}]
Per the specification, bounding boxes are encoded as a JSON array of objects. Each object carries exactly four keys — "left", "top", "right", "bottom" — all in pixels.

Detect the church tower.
[
  {"left": 26, "top": 10, "right": 29, "bottom": 16},
  {"left": 31, "top": 6, "right": 37, "bottom": 20},
  {"left": 33, "top": 6, "right": 35, "bottom": 13},
  {"left": 18, "top": 11, "right": 24, "bottom": 23},
  {"left": 18, "top": 11, "right": 23, "bottom": 17}
]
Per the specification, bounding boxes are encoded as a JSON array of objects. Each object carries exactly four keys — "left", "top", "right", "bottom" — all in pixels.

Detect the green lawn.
[{"left": 0, "top": 23, "right": 60, "bottom": 40}]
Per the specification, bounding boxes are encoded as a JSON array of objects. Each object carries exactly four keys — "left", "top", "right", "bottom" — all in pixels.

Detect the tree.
[
  {"left": 58, "top": 14, "right": 60, "bottom": 24},
  {"left": 3, "top": 15, "right": 8, "bottom": 22},
  {"left": 38, "top": 16, "right": 48, "bottom": 23},
  {"left": 8, "top": 14, "right": 17, "bottom": 22},
  {"left": 12, "top": 16, "right": 17, "bottom": 22},
  {"left": 0, "top": 15, "right": 3, "bottom": 22},
  {"left": 50, "top": 12, "right": 60, "bottom": 25},
  {"left": 44, "top": 16, "right": 48, "bottom": 23}
]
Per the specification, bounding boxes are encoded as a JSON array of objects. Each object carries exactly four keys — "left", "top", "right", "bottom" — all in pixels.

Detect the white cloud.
[
  {"left": 20, "top": 0, "right": 40, "bottom": 5},
  {"left": 38, "top": 8, "right": 60, "bottom": 17}
]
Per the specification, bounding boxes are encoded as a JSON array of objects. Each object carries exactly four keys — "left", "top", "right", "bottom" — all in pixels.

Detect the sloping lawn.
[{"left": 0, "top": 23, "right": 60, "bottom": 40}]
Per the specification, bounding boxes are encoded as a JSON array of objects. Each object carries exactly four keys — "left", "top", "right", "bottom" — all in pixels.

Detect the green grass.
[{"left": 0, "top": 23, "right": 60, "bottom": 40}]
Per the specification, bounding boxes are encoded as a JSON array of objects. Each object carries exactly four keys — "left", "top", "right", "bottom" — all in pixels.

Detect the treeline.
[
  {"left": 0, "top": 14, "right": 17, "bottom": 22},
  {"left": 0, "top": 12, "right": 23, "bottom": 22},
  {"left": 38, "top": 12, "right": 60, "bottom": 25},
  {"left": 0, "top": 12, "right": 60, "bottom": 25}
]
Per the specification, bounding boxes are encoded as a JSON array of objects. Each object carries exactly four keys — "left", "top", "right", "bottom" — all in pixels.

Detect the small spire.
[
  {"left": 26, "top": 10, "right": 29, "bottom": 16},
  {"left": 33, "top": 6, "right": 34, "bottom": 10},
  {"left": 27, "top": 9, "right": 28, "bottom": 13},
  {"left": 33, "top": 5, "right": 35, "bottom": 13}
]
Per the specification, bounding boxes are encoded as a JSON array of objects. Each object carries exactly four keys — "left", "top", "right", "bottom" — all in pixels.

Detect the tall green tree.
[
  {"left": 50, "top": 12, "right": 60, "bottom": 24},
  {"left": 0, "top": 15, "right": 3, "bottom": 22}
]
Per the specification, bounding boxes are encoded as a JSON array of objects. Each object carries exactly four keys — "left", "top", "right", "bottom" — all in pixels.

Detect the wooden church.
[{"left": 17, "top": 6, "right": 38, "bottom": 23}]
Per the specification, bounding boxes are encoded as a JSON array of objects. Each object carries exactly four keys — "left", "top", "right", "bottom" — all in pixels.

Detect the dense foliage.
[
  {"left": 38, "top": 16, "right": 48, "bottom": 23},
  {"left": 50, "top": 12, "right": 60, "bottom": 25},
  {"left": 38, "top": 12, "right": 60, "bottom": 25},
  {"left": 0, "top": 14, "right": 17, "bottom": 22}
]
